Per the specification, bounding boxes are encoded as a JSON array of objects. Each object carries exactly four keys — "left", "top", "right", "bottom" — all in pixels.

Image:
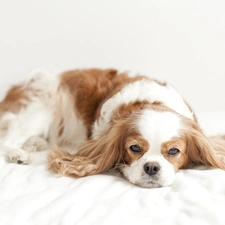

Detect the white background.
[{"left": 0, "top": 0, "right": 225, "bottom": 112}]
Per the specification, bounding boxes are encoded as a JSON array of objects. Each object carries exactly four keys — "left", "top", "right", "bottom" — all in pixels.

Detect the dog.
[{"left": 0, "top": 68, "right": 225, "bottom": 188}]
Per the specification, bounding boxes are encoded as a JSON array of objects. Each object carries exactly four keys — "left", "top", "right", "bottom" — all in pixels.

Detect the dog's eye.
[
  {"left": 130, "top": 144, "right": 141, "bottom": 153},
  {"left": 167, "top": 148, "right": 180, "bottom": 156}
]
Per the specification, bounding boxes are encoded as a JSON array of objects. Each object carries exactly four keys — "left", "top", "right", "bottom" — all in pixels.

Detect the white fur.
[
  {"left": 0, "top": 70, "right": 88, "bottom": 163},
  {"left": 48, "top": 84, "right": 87, "bottom": 153},
  {"left": 22, "top": 136, "right": 49, "bottom": 152},
  {"left": 0, "top": 70, "right": 56, "bottom": 163},
  {"left": 0, "top": 101, "right": 52, "bottom": 163},
  {"left": 123, "top": 110, "right": 181, "bottom": 188},
  {"left": 92, "top": 79, "right": 193, "bottom": 139}
]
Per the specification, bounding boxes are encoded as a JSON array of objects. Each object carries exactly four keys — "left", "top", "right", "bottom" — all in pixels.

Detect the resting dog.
[{"left": 0, "top": 68, "right": 225, "bottom": 188}]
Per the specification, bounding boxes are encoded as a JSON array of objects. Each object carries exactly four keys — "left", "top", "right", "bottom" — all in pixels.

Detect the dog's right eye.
[
  {"left": 167, "top": 147, "right": 180, "bottom": 156},
  {"left": 130, "top": 145, "right": 141, "bottom": 153}
]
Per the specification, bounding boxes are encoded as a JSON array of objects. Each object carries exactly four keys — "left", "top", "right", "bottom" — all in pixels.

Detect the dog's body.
[{"left": 1, "top": 68, "right": 225, "bottom": 188}]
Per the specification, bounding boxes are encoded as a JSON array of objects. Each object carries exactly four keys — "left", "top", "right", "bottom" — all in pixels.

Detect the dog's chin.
[
  {"left": 131, "top": 175, "right": 173, "bottom": 189},
  {"left": 138, "top": 181, "right": 162, "bottom": 188}
]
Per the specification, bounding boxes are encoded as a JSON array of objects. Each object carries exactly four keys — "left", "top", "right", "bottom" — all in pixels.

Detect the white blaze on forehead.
[
  {"left": 138, "top": 110, "right": 181, "bottom": 155},
  {"left": 123, "top": 110, "right": 181, "bottom": 187}
]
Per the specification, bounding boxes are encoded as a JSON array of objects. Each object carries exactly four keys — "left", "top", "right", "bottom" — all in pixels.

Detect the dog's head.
[
  {"left": 118, "top": 109, "right": 215, "bottom": 188},
  {"left": 50, "top": 106, "right": 225, "bottom": 188}
]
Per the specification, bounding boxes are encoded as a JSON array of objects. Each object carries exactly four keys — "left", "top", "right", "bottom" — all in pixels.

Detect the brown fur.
[
  {"left": 0, "top": 85, "right": 30, "bottom": 113},
  {"left": 161, "top": 137, "right": 189, "bottom": 171},
  {"left": 60, "top": 69, "right": 146, "bottom": 137},
  {"left": 184, "top": 121, "right": 225, "bottom": 169},
  {"left": 163, "top": 118, "right": 225, "bottom": 171},
  {"left": 123, "top": 135, "right": 149, "bottom": 165}
]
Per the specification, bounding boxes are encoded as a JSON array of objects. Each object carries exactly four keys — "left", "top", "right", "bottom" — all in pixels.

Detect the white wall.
[{"left": 0, "top": 0, "right": 225, "bottom": 112}]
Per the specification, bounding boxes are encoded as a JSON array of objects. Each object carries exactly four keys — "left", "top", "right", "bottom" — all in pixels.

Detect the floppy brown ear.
[
  {"left": 49, "top": 121, "right": 126, "bottom": 177},
  {"left": 186, "top": 124, "right": 225, "bottom": 170}
]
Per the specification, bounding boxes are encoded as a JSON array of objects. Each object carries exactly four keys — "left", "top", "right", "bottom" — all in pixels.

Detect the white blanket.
[{"left": 1, "top": 112, "right": 225, "bottom": 225}]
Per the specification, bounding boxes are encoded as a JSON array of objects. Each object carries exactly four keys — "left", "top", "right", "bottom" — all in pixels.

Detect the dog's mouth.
[
  {"left": 129, "top": 175, "right": 163, "bottom": 188},
  {"left": 139, "top": 177, "right": 162, "bottom": 188}
]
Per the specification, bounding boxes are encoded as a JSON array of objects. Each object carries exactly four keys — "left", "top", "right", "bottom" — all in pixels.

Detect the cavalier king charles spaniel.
[{"left": 0, "top": 68, "right": 225, "bottom": 188}]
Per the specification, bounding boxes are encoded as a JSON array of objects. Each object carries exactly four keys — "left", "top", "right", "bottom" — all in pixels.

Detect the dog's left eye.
[
  {"left": 130, "top": 145, "right": 141, "bottom": 153},
  {"left": 167, "top": 148, "right": 180, "bottom": 156}
]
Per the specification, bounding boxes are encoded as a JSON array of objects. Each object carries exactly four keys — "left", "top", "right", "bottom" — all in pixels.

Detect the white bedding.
[{"left": 1, "top": 112, "right": 225, "bottom": 225}]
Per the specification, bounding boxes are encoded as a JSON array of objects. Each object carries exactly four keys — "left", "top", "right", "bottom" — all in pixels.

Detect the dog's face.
[{"left": 120, "top": 110, "right": 188, "bottom": 188}]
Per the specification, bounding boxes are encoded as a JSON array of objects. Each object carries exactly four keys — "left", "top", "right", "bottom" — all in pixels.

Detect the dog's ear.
[
  {"left": 49, "top": 120, "right": 127, "bottom": 177},
  {"left": 104, "top": 69, "right": 118, "bottom": 80},
  {"left": 185, "top": 122, "right": 225, "bottom": 170}
]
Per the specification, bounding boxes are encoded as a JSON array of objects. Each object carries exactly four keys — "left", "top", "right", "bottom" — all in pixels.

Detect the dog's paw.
[
  {"left": 22, "top": 136, "right": 48, "bottom": 152},
  {"left": 7, "top": 149, "right": 30, "bottom": 164}
]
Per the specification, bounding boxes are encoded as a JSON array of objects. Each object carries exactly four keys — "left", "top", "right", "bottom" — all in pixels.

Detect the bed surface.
[{"left": 1, "top": 112, "right": 225, "bottom": 225}]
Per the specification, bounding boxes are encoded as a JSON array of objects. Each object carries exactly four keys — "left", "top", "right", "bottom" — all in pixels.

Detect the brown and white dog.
[{"left": 0, "top": 68, "right": 225, "bottom": 188}]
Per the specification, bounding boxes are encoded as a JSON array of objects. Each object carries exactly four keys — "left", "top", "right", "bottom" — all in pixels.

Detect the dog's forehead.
[{"left": 137, "top": 110, "right": 181, "bottom": 150}]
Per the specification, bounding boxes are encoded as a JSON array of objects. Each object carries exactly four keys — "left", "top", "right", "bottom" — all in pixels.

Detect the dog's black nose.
[{"left": 144, "top": 162, "right": 161, "bottom": 176}]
